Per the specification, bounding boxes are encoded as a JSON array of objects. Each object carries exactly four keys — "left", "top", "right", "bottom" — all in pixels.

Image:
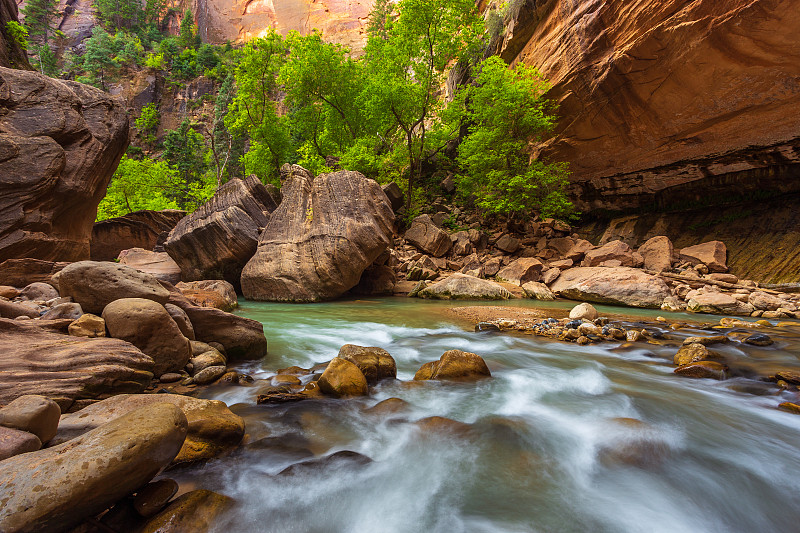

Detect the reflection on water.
[{"left": 172, "top": 298, "right": 800, "bottom": 532}]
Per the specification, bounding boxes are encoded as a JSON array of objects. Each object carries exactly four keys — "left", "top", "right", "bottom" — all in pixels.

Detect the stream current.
[{"left": 171, "top": 298, "right": 800, "bottom": 532}]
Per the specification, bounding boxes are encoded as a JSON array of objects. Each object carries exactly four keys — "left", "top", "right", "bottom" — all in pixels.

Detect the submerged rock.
[
  {"left": 414, "top": 349, "right": 491, "bottom": 381},
  {"left": 674, "top": 361, "right": 727, "bottom": 380},
  {"left": 138, "top": 489, "right": 233, "bottom": 533},
  {"left": 0, "top": 403, "right": 187, "bottom": 533}
]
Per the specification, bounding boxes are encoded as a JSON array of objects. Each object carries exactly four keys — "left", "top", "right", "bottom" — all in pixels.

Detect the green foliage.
[
  {"left": 178, "top": 10, "right": 200, "bottom": 49},
  {"left": 226, "top": 32, "right": 292, "bottom": 182},
  {"left": 72, "top": 27, "right": 143, "bottom": 88},
  {"left": 144, "top": 51, "right": 164, "bottom": 69},
  {"left": 134, "top": 103, "right": 159, "bottom": 146},
  {"left": 94, "top": 0, "right": 142, "bottom": 30},
  {"left": 4, "top": 21, "right": 28, "bottom": 49},
  {"left": 455, "top": 56, "right": 572, "bottom": 218},
  {"left": 21, "top": 0, "right": 58, "bottom": 43},
  {"left": 96, "top": 156, "right": 180, "bottom": 220},
  {"left": 163, "top": 119, "right": 208, "bottom": 190}
]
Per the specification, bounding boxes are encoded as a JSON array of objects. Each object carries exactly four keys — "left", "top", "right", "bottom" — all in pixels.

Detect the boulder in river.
[
  {"left": 137, "top": 489, "right": 233, "bottom": 533},
  {"left": 414, "top": 349, "right": 491, "bottom": 381},
  {"left": 241, "top": 168, "right": 395, "bottom": 302},
  {"left": 418, "top": 273, "right": 513, "bottom": 300},
  {"left": 318, "top": 357, "right": 369, "bottom": 397},
  {"left": 674, "top": 361, "right": 727, "bottom": 380},
  {"left": 164, "top": 175, "right": 278, "bottom": 290},
  {"left": 0, "top": 318, "right": 153, "bottom": 411},
  {"left": 52, "top": 393, "right": 244, "bottom": 464},
  {"left": 0, "top": 403, "right": 188, "bottom": 533},
  {"left": 0, "top": 66, "right": 128, "bottom": 263},
  {"left": 550, "top": 267, "right": 671, "bottom": 308},
  {"left": 102, "top": 297, "right": 191, "bottom": 376},
  {"left": 674, "top": 343, "right": 710, "bottom": 366},
  {"left": 54, "top": 260, "right": 170, "bottom": 314},
  {"left": 337, "top": 344, "right": 397, "bottom": 385}
]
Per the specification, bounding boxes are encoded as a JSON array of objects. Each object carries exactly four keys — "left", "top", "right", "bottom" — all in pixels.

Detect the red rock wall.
[{"left": 502, "top": 0, "right": 800, "bottom": 212}]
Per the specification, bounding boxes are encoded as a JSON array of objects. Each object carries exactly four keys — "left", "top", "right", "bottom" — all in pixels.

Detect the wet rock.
[
  {"left": 164, "top": 175, "right": 278, "bottom": 290},
  {"left": 0, "top": 403, "right": 187, "bottom": 533},
  {"left": 598, "top": 418, "right": 669, "bottom": 467},
  {"left": 475, "top": 322, "right": 501, "bottom": 332},
  {"left": 569, "top": 302, "right": 598, "bottom": 320},
  {"left": 418, "top": 273, "right": 512, "bottom": 300},
  {"left": 674, "top": 361, "right": 727, "bottom": 380},
  {"left": 193, "top": 365, "right": 227, "bottom": 385},
  {"left": 744, "top": 333, "right": 774, "bottom": 346},
  {"left": 242, "top": 168, "right": 394, "bottom": 301},
  {"left": 0, "top": 425, "right": 41, "bottom": 460},
  {"left": 52, "top": 394, "right": 244, "bottom": 464},
  {"left": 67, "top": 313, "right": 105, "bottom": 337},
  {"left": 279, "top": 450, "right": 373, "bottom": 476},
  {"left": 133, "top": 479, "right": 179, "bottom": 518},
  {"left": 18, "top": 282, "right": 59, "bottom": 302},
  {"left": 55, "top": 261, "right": 170, "bottom": 314},
  {"left": 0, "top": 318, "right": 153, "bottom": 410},
  {"left": 496, "top": 257, "right": 544, "bottom": 285},
  {"left": 0, "top": 394, "right": 60, "bottom": 443},
  {"left": 102, "top": 298, "right": 191, "bottom": 376},
  {"left": 679, "top": 241, "right": 727, "bottom": 272},
  {"left": 775, "top": 371, "right": 800, "bottom": 385},
  {"left": 414, "top": 416, "right": 473, "bottom": 437},
  {"left": 674, "top": 343, "right": 710, "bottom": 366},
  {"left": 159, "top": 373, "right": 182, "bottom": 383},
  {"left": 637, "top": 236, "right": 674, "bottom": 272},
  {"left": 337, "top": 344, "right": 397, "bottom": 385},
  {"left": 682, "top": 335, "right": 729, "bottom": 346},
  {"left": 363, "top": 397, "right": 411, "bottom": 417},
  {"left": 177, "top": 279, "right": 238, "bottom": 311},
  {"left": 522, "top": 281, "right": 556, "bottom": 300},
  {"left": 405, "top": 214, "right": 453, "bottom": 257},
  {"left": 117, "top": 248, "right": 182, "bottom": 285},
  {"left": 317, "top": 357, "right": 369, "bottom": 397},
  {"left": 778, "top": 402, "right": 800, "bottom": 415},
  {"left": 138, "top": 489, "right": 233, "bottom": 533},
  {"left": 191, "top": 349, "right": 226, "bottom": 374},
  {"left": 413, "top": 349, "right": 491, "bottom": 381},
  {"left": 550, "top": 267, "right": 671, "bottom": 308}
]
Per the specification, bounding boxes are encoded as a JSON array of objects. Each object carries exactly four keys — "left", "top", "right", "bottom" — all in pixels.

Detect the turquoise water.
[{"left": 176, "top": 298, "right": 800, "bottom": 532}]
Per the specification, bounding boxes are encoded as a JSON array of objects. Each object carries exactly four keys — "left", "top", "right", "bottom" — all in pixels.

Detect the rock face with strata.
[
  {"left": 0, "top": 0, "right": 29, "bottom": 69},
  {"left": 90, "top": 209, "right": 186, "bottom": 261},
  {"left": 0, "top": 319, "right": 153, "bottom": 411},
  {"left": 501, "top": 0, "right": 800, "bottom": 212},
  {"left": 550, "top": 267, "right": 671, "bottom": 308},
  {"left": 241, "top": 168, "right": 394, "bottom": 302},
  {"left": 117, "top": 248, "right": 182, "bottom": 285},
  {"left": 0, "top": 403, "right": 187, "bottom": 533},
  {"left": 165, "top": 175, "right": 278, "bottom": 291},
  {"left": 0, "top": 66, "right": 129, "bottom": 262}
]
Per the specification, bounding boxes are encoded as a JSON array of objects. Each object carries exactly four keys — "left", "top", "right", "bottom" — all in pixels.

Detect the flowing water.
[{"left": 170, "top": 298, "right": 800, "bottom": 533}]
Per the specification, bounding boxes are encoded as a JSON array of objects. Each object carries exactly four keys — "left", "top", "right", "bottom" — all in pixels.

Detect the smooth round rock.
[
  {"left": 744, "top": 333, "right": 774, "bottom": 346},
  {"left": 134, "top": 479, "right": 180, "bottom": 518},
  {"left": 0, "top": 394, "right": 61, "bottom": 443},
  {"left": 193, "top": 365, "right": 227, "bottom": 385},
  {"left": 413, "top": 349, "right": 491, "bottom": 381},
  {"left": 674, "top": 343, "right": 710, "bottom": 366},
  {"left": 674, "top": 361, "right": 727, "bottom": 380},
  {"left": 68, "top": 313, "right": 106, "bottom": 337},
  {"left": 318, "top": 357, "right": 369, "bottom": 398},
  {"left": 569, "top": 302, "right": 599, "bottom": 320},
  {"left": 139, "top": 490, "right": 233, "bottom": 533},
  {"left": 0, "top": 426, "right": 42, "bottom": 460}
]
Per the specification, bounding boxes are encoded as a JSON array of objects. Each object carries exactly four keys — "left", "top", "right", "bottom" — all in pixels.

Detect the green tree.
[
  {"left": 134, "top": 103, "right": 159, "bottom": 148},
  {"left": 363, "top": 0, "right": 484, "bottom": 210},
  {"left": 225, "top": 32, "right": 291, "bottom": 182},
  {"left": 94, "top": 0, "right": 142, "bottom": 30},
  {"left": 455, "top": 56, "right": 572, "bottom": 218},
  {"left": 96, "top": 156, "right": 180, "bottom": 220},
  {"left": 178, "top": 10, "right": 199, "bottom": 49},
  {"left": 21, "top": 0, "right": 58, "bottom": 44},
  {"left": 163, "top": 119, "right": 208, "bottom": 200}
]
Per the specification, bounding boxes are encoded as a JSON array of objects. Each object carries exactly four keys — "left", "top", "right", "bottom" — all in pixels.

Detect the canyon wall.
[{"left": 500, "top": 0, "right": 800, "bottom": 213}]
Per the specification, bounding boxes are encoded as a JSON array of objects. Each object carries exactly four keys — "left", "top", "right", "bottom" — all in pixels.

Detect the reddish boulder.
[
  {"left": 638, "top": 236, "right": 674, "bottom": 272},
  {"left": 405, "top": 215, "right": 452, "bottom": 257},
  {"left": 496, "top": 257, "right": 544, "bottom": 285},
  {"left": 582, "top": 240, "right": 636, "bottom": 267},
  {"left": 550, "top": 266, "right": 671, "bottom": 308},
  {"left": 680, "top": 241, "right": 728, "bottom": 272},
  {"left": 90, "top": 210, "right": 186, "bottom": 262}
]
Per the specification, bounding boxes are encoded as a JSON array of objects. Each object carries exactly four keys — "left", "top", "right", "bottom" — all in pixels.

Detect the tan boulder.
[
  {"left": 522, "top": 281, "right": 556, "bottom": 300},
  {"left": 67, "top": 313, "right": 105, "bottom": 337},
  {"left": 102, "top": 298, "right": 191, "bottom": 376},
  {"left": 413, "top": 349, "right": 491, "bottom": 381},
  {"left": 117, "top": 248, "right": 182, "bottom": 285},
  {"left": 565, "top": 239, "right": 594, "bottom": 261},
  {"left": 496, "top": 257, "right": 544, "bottom": 285},
  {"left": 550, "top": 267, "right": 671, "bottom": 308},
  {"left": 138, "top": 490, "right": 233, "bottom": 533},
  {"left": 637, "top": 236, "right": 674, "bottom": 272},
  {"left": 337, "top": 344, "right": 397, "bottom": 385},
  {"left": 569, "top": 302, "right": 598, "bottom": 320},
  {"left": 582, "top": 240, "right": 636, "bottom": 267},
  {"left": 0, "top": 403, "right": 188, "bottom": 533},
  {"left": 680, "top": 241, "right": 728, "bottom": 272},
  {"left": 418, "top": 273, "right": 513, "bottom": 300},
  {"left": 55, "top": 261, "right": 170, "bottom": 314},
  {"left": 495, "top": 234, "right": 521, "bottom": 253},
  {"left": 0, "top": 394, "right": 61, "bottom": 443},
  {"left": 748, "top": 291, "right": 787, "bottom": 311},
  {"left": 164, "top": 303, "right": 195, "bottom": 340},
  {"left": 674, "top": 361, "right": 727, "bottom": 380},
  {"left": 687, "top": 293, "right": 754, "bottom": 315},
  {"left": 52, "top": 394, "right": 244, "bottom": 464},
  {"left": 405, "top": 214, "right": 453, "bottom": 257},
  {"left": 177, "top": 279, "right": 238, "bottom": 311},
  {"left": 674, "top": 343, "right": 709, "bottom": 366},
  {"left": 18, "top": 282, "right": 59, "bottom": 302},
  {"left": 318, "top": 358, "right": 369, "bottom": 397}
]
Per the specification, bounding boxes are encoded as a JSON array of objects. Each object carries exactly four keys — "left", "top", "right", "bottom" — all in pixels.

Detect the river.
[{"left": 169, "top": 298, "right": 800, "bottom": 532}]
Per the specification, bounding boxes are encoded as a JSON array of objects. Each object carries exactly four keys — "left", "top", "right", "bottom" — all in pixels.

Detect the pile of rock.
[
  {"left": 256, "top": 344, "right": 490, "bottom": 404},
  {"left": 0, "top": 260, "right": 267, "bottom": 411},
  {"left": 393, "top": 212, "right": 800, "bottom": 317}
]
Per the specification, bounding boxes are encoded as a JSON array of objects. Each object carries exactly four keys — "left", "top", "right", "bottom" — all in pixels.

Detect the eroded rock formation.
[
  {"left": 0, "top": 66, "right": 129, "bottom": 262},
  {"left": 241, "top": 168, "right": 394, "bottom": 302},
  {"left": 501, "top": 0, "right": 800, "bottom": 212},
  {"left": 91, "top": 209, "right": 186, "bottom": 261}
]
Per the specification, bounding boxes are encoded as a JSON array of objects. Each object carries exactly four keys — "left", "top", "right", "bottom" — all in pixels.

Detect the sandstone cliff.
[
  {"left": 500, "top": 0, "right": 800, "bottom": 213},
  {"left": 1, "top": 0, "right": 29, "bottom": 68}
]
